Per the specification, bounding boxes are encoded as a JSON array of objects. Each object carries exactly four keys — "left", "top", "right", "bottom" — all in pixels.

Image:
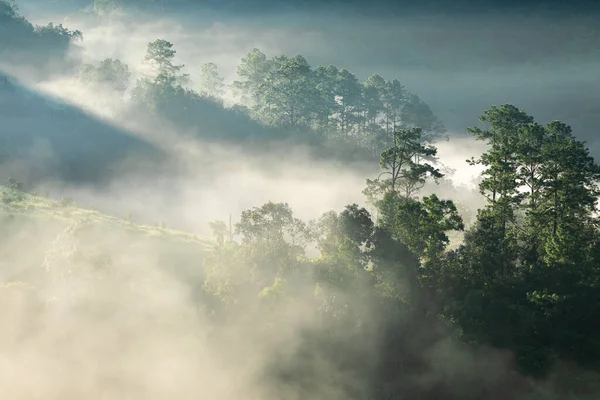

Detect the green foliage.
[
  {"left": 428, "top": 104, "right": 600, "bottom": 377},
  {"left": 231, "top": 48, "right": 272, "bottom": 106},
  {"left": 381, "top": 193, "right": 464, "bottom": 262},
  {"left": 231, "top": 48, "right": 444, "bottom": 151},
  {"left": 33, "top": 22, "right": 82, "bottom": 43},
  {"left": 236, "top": 202, "right": 309, "bottom": 248},
  {"left": 208, "top": 220, "right": 229, "bottom": 246},
  {"left": 144, "top": 39, "right": 188, "bottom": 85},
  {"left": 4, "top": 13, "right": 600, "bottom": 392},
  {"left": 364, "top": 127, "right": 443, "bottom": 202},
  {"left": 7, "top": 176, "right": 21, "bottom": 191},
  {"left": 259, "top": 55, "right": 319, "bottom": 128},
  {"left": 120, "top": 43, "right": 444, "bottom": 164},
  {"left": 80, "top": 58, "right": 131, "bottom": 93},
  {"left": 198, "top": 62, "right": 225, "bottom": 99},
  {"left": 0, "top": 1, "right": 81, "bottom": 62}
]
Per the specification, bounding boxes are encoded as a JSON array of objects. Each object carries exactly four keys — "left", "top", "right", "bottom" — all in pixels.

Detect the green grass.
[{"left": 0, "top": 185, "right": 212, "bottom": 246}]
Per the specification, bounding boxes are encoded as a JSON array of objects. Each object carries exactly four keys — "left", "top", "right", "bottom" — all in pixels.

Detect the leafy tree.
[
  {"left": 236, "top": 202, "right": 310, "bottom": 286},
  {"left": 381, "top": 79, "right": 406, "bottom": 136},
  {"left": 364, "top": 127, "right": 442, "bottom": 201},
  {"left": 198, "top": 62, "right": 225, "bottom": 99},
  {"left": 231, "top": 48, "right": 273, "bottom": 106},
  {"left": 33, "top": 22, "right": 82, "bottom": 42},
  {"left": 132, "top": 40, "right": 194, "bottom": 114},
  {"left": 361, "top": 74, "right": 387, "bottom": 154},
  {"left": 208, "top": 220, "right": 229, "bottom": 246},
  {"left": 339, "top": 204, "right": 375, "bottom": 247},
  {"left": 401, "top": 93, "right": 446, "bottom": 140},
  {"left": 536, "top": 121, "right": 600, "bottom": 261},
  {"left": 429, "top": 105, "right": 600, "bottom": 377},
  {"left": 0, "top": 0, "right": 21, "bottom": 23},
  {"left": 311, "top": 204, "right": 375, "bottom": 257},
  {"left": 313, "top": 65, "right": 339, "bottom": 131},
  {"left": 380, "top": 193, "right": 464, "bottom": 262},
  {"left": 143, "top": 39, "right": 188, "bottom": 85},
  {"left": 467, "top": 105, "right": 533, "bottom": 234},
  {"left": 202, "top": 240, "right": 249, "bottom": 309},
  {"left": 314, "top": 66, "right": 363, "bottom": 136},
  {"left": 1, "top": 2, "right": 81, "bottom": 62},
  {"left": 7, "top": 176, "right": 21, "bottom": 191},
  {"left": 237, "top": 202, "right": 308, "bottom": 248},
  {"left": 80, "top": 58, "right": 131, "bottom": 93},
  {"left": 259, "top": 55, "right": 318, "bottom": 127}
]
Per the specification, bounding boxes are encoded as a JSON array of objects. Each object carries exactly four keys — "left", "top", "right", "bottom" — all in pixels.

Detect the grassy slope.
[
  {"left": 0, "top": 185, "right": 210, "bottom": 245},
  {"left": 0, "top": 185, "right": 214, "bottom": 300}
]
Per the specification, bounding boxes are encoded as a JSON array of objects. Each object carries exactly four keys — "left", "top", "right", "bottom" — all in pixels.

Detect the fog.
[
  {"left": 17, "top": 2, "right": 600, "bottom": 136},
  {"left": 1, "top": 1, "right": 599, "bottom": 398},
  {"left": 0, "top": 216, "right": 347, "bottom": 399},
  {"left": 2, "top": 4, "right": 505, "bottom": 230}
]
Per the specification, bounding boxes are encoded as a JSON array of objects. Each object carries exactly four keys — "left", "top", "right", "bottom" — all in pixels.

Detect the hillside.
[
  {"left": 0, "top": 183, "right": 211, "bottom": 287},
  {"left": 0, "top": 71, "right": 165, "bottom": 186},
  {"left": 0, "top": 184, "right": 208, "bottom": 242}
]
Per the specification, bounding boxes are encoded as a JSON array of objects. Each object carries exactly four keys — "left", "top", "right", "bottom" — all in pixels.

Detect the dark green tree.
[
  {"left": 364, "top": 127, "right": 442, "bottom": 201},
  {"left": 259, "top": 55, "right": 318, "bottom": 127}
]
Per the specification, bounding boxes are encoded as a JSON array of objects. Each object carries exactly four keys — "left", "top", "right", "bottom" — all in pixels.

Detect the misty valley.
[{"left": 2, "top": 0, "right": 600, "bottom": 399}]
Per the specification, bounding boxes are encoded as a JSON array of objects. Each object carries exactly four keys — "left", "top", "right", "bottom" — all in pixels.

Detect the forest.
[{"left": 2, "top": 0, "right": 600, "bottom": 399}]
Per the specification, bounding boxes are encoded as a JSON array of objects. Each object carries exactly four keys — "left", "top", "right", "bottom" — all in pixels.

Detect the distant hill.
[{"left": 0, "top": 71, "right": 165, "bottom": 187}]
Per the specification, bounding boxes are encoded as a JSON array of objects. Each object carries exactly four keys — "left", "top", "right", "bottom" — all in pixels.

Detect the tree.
[
  {"left": 198, "top": 62, "right": 225, "bottom": 99},
  {"left": 537, "top": 121, "right": 600, "bottom": 253},
  {"left": 381, "top": 79, "right": 406, "bottom": 137},
  {"left": 467, "top": 104, "right": 533, "bottom": 244},
  {"left": 314, "top": 66, "right": 363, "bottom": 136},
  {"left": 143, "top": 39, "right": 188, "bottom": 85},
  {"left": 208, "top": 220, "right": 229, "bottom": 246},
  {"left": 364, "top": 127, "right": 443, "bottom": 202},
  {"left": 132, "top": 40, "right": 193, "bottom": 114},
  {"left": 430, "top": 105, "right": 600, "bottom": 377},
  {"left": 79, "top": 58, "right": 131, "bottom": 93},
  {"left": 231, "top": 48, "right": 272, "bottom": 106},
  {"left": 1, "top": 1, "right": 81, "bottom": 63},
  {"left": 236, "top": 201, "right": 309, "bottom": 248},
  {"left": 401, "top": 93, "right": 446, "bottom": 140},
  {"left": 380, "top": 193, "right": 464, "bottom": 262},
  {"left": 33, "top": 22, "right": 83, "bottom": 44},
  {"left": 259, "top": 54, "right": 318, "bottom": 127},
  {"left": 361, "top": 74, "right": 387, "bottom": 154},
  {"left": 0, "top": 0, "right": 19, "bottom": 21}
]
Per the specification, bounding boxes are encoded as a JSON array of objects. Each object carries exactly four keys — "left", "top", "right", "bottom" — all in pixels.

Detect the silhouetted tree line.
[
  {"left": 0, "top": 1, "right": 82, "bottom": 63},
  {"left": 82, "top": 39, "right": 443, "bottom": 159}
]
